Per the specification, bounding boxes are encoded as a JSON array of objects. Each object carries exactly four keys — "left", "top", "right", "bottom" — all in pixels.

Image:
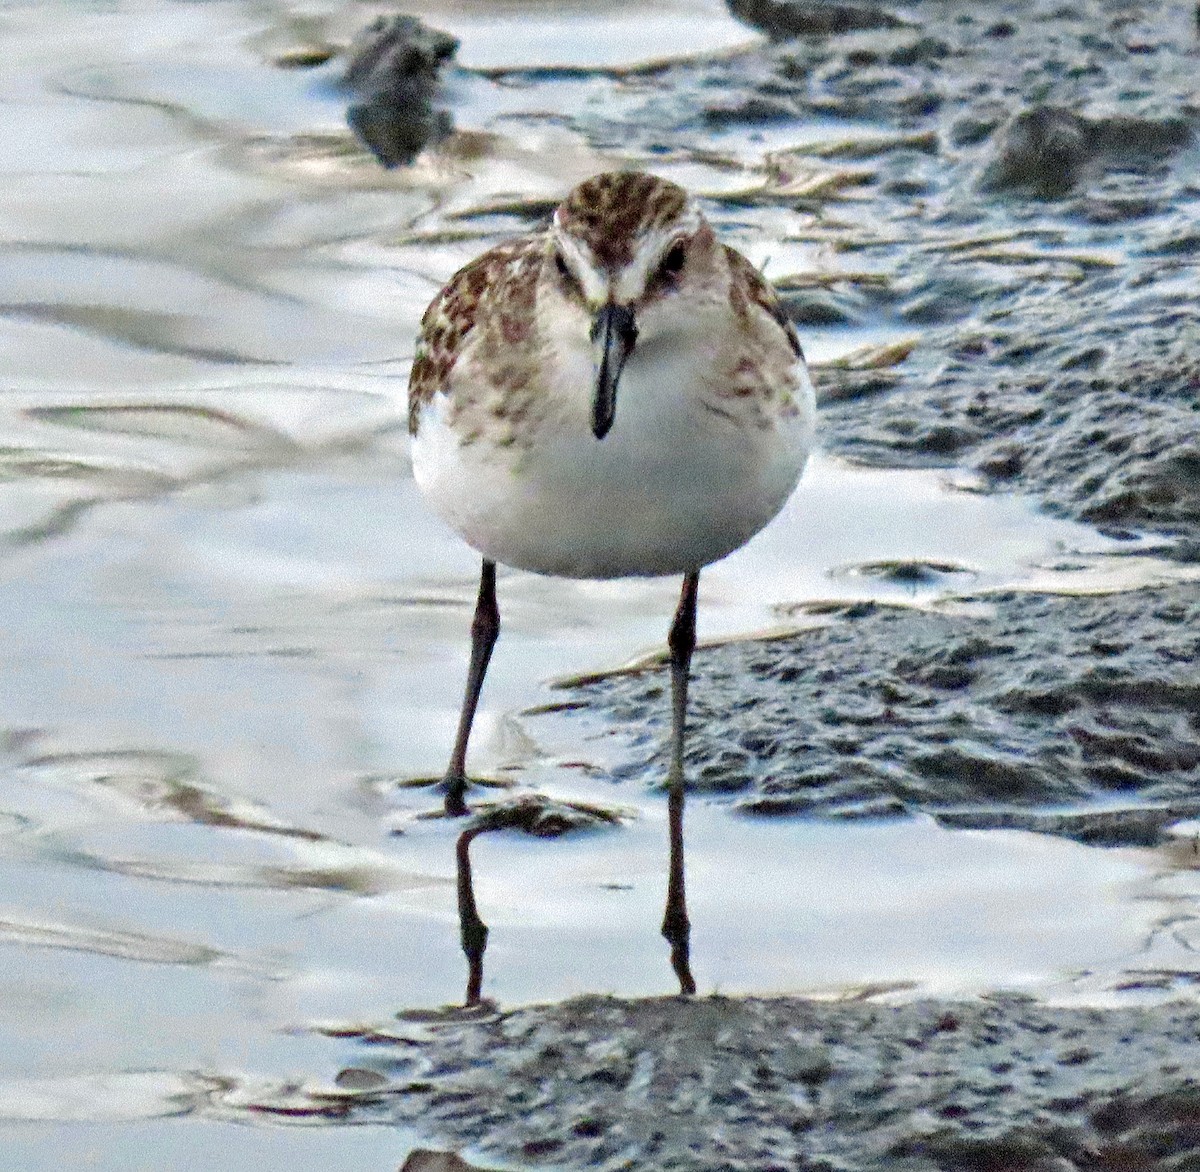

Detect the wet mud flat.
[
  {"left": 819, "top": 275, "right": 1200, "bottom": 553},
  {"left": 569, "top": 583, "right": 1200, "bottom": 845},
  {"left": 357, "top": 577, "right": 1200, "bottom": 1166},
  {"left": 336, "top": 994, "right": 1200, "bottom": 1171}
]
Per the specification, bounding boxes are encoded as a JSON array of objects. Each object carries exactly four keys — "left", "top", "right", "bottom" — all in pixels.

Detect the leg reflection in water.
[
  {"left": 455, "top": 826, "right": 488, "bottom": 1006},
  {"left": 662, "top": 783, "right": 696, "bottom": 996},
  {"left": 660, "top": 572, "right": 699, "bottom": 997},
  {"left": 449, "top": 786, "right": 694, "bottom": 1005}
]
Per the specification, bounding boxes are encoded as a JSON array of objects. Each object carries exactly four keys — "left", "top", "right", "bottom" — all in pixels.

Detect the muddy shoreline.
[
  {"left": 568, "top": 583, "right": 1200, "bottom": 845},
  {"left": 4, "top": 0, "right": 1200, "bottom": 1166},
  {"left": 333, "top": 994, "right": 1200, "bottom": 1171}
]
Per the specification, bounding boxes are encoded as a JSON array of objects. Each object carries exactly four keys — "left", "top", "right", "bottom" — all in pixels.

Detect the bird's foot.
[{"left": 395, "top": 773, "right": 512, "bottom": 817}]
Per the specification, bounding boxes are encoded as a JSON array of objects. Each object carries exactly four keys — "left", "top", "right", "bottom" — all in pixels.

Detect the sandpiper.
[
  {"left": 410, "top": 173, "right": 809, "bottom": 850},
  {"left": 409, "top": 170, "right": 814, "bottom": 991}
]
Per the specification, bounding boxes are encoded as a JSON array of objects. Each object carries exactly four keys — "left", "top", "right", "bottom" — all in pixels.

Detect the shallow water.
[{"left": 3, "top": 0, "right": 1199, "bottom": 1165}]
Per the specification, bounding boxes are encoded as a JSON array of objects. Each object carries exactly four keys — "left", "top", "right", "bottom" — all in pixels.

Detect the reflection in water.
[
  {"left": 662, "top": 571, "right": 700, "bottom": 996},
  {"left": 455, "top": 827, "right": 488, "bottom": 1006},
  {"left": 662, "top": 785, "right": 696, "bottom": 996},
  {"left": 444, "top": 569, "right": 703, "bottom": 1002},
  {"left": 450, "top": 791, "right": 695, "bottom": 1002}
]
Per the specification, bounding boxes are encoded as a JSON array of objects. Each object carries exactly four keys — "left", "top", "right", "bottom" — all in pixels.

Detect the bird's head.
[{"left": 543, "top": 171, "right": 722, "bottom": 439}]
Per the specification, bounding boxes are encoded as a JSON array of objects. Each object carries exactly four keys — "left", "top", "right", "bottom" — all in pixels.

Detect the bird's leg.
[
  {"left": 455, "top": 827, "right": 489, "bottom": 1005},
  {"left": 443, "top": 559, "right": 499, "bottom": 817},
  {"left": 661, "top": 570, "right": 698, "bottom": 996}
]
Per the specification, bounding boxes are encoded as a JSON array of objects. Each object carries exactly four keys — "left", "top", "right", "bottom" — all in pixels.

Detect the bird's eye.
[
  {"left": 659, "top": 241, "right": 687, "bottom": 279},
  {"left": 552, "top": 249, "right": 584, "bottom": 299}
]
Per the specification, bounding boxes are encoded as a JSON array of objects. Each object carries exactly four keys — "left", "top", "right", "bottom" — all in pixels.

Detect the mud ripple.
[
  {"left": 565, "top": 585, "right": 1200, "bottom": 844},
  {"left": 332, "top": 995, "right": 1200, "bottom": 1172}
]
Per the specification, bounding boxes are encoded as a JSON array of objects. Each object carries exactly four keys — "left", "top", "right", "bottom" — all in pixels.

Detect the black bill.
[{"left": 590, "top": 302, "right": 638, "bottom": 439}]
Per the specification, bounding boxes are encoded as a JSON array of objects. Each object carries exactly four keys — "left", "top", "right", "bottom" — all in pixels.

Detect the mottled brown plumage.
[
  {"left": 408, "top": 236, "right": 544, "bottom": 436},
  {"left": 724, "top": 246, "right": 804, "bottom": 362}
]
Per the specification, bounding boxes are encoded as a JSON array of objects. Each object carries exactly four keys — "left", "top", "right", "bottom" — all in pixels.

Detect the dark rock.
[
  {"left": 978, "top": 106, "right": 1093, "bottom": 197},
  {"left": 340, "top": 15, "right": 459, "bottom": 167},
  {"left": 727, "top": 0, "right": 908, "bottom": 40},
  {"left": 980, "top": 105, "right": 1194, "bottom": 197}
]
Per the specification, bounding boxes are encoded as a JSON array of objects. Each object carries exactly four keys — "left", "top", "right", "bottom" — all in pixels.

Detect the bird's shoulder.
[
  {"left": 723, "top": 244, "right": 804, "bottom": 362},
  {"left": 408, "top": 233, "right": 546, "bottom": 435}
]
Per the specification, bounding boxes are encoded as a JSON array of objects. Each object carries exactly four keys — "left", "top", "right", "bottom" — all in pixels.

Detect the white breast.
[{"left": 411, "top": 339, "right": 814, "bottom": 580}]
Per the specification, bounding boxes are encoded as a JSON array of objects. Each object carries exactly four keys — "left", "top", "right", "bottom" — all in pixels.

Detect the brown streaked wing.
[
  {"left": 407, "top": 235, "right": 543, "bottom": 435},
  {"left": 724, "top": 245, "right": 804, "bottom": 361}
]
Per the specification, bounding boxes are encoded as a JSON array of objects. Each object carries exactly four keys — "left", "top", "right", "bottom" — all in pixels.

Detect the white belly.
[{"left": 411, "top": 358, "right": 813, "bottom": 580}]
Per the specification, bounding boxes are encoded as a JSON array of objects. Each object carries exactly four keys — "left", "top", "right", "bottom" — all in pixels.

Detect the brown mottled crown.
[{"left": 555, "top": 171, "right": 690, "bottom": 271}]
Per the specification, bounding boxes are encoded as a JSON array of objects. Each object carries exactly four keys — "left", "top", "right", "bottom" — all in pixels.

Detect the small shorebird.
[{"left": 408, "top": 171, "right": 815, "bottom": 986}]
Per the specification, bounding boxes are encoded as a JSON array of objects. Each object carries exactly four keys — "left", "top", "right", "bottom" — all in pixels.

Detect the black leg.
[
  {"left": 455, "top": 827, "right": 488, "bottom": 1005},
  {"left": 661, "top": 571, "right": 698, "bottom": 996},
  {"left": 444, "top": 560, "right": 499, "bottom": 816}
]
